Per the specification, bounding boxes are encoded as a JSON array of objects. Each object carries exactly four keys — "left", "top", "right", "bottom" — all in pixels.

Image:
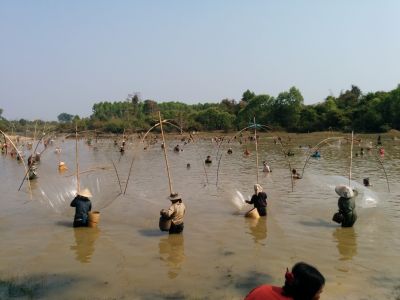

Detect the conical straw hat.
[
  {"left": 78, "top": 188, "right": 92, "bottom": 198},
  {"left": 335, "top": 185, "right": 354, "bottom": 198}
]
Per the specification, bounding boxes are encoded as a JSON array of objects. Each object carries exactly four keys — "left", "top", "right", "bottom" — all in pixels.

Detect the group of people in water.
[{"left": 4, "top": 132, "right": 388, "bottom": 299}]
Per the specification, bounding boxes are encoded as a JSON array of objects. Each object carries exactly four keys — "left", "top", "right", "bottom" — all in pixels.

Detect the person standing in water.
[
  {"left": 262, "top": 161, "right": 271, "bottom": 173},
  {"left": 70, "top": 188, "right": 92, "bottom": 227},
  {"left": 333, "top": 185, "right": 357, "bottom": 227},
  {"left": 246, "top": 184, "right": 267, "bottom": 216},
  {"left": 292, "top": 169, "right": 302, "bottom": 179},
  {"left": 245, "top": 262, "right": 325, "bottom": 300},
  {"left": 160, "top": 193, "right": 186, "bottom": 234}
]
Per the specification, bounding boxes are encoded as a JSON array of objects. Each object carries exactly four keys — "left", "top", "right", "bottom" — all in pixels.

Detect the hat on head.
[
  {"left": 335, "top": 185, "right": 354, "bottom": 198},
  {"left": 254, "top": 184, "right": 263, "bottom": 194},
  {"left": 59, "top": 161, "right": 65, "bottom": 166},
  {"left": 78, "top": 188, "right": 92, "bottom": 198},
  {"left": 168, "top": 192, "right": 181, "bottom": 201}
]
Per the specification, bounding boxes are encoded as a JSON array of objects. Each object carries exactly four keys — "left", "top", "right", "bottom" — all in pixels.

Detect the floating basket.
[
  {"left": 88, "top": 211, "right": 100, "bottom": 228},
  {"left": 159, "top": 216, "right": 171, "bottom": 231},
  {"left": 245, "top": 207, "right": 260, "bottom": 219}
]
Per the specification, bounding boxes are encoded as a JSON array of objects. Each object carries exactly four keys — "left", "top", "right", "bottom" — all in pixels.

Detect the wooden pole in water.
[
  {"left": 75, "top": 123, "right": 80, "bottom": 193},
  {"left": 349, "top": 131, "right": 354, "bottom": 187},
  {"left": 159, "top": 111, "right": 174, "bottom": 195},
  {"left": 254, "top": 116, "right": 259, "bottom": 184},
  {"left": 1, "top": 130, "right": 32, "bottom": 199}
]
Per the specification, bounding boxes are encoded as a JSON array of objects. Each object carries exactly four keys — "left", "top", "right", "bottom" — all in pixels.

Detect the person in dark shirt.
[
  {"left": 334, "top": 185, "right": 357, "bottom": 227},
  {"left": 70, "top": 188, "right": 92, "bottom": 227},
  {"left": 246, "top": 184, "right": 267, "bottom": 216}
]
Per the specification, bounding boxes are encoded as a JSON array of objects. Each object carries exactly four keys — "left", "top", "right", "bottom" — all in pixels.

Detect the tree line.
[{"left": 1, "top": 84, "right": 400, "bottom": 134}]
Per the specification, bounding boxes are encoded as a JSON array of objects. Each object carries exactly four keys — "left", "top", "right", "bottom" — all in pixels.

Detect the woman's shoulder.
[{"left": 245, "top": 285, "right": 292, "bottom": 300}]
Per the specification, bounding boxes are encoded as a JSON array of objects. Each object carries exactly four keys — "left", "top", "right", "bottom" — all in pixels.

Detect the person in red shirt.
[{"left": 245, "top": 262, "right": 325, "bottom": 300}]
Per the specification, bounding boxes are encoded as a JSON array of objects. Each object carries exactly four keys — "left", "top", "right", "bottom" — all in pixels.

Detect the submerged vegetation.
[{"left": 2, "top": 84, "right": 400, "bottom": 134}]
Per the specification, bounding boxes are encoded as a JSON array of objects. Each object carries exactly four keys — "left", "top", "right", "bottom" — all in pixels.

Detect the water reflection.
[
  {"left": 246, "top": 217, "right": 267, "bottom": 244},
  {"left": 70, "top": 227, "right": 100, "bottom": 263},
  {"left": 333, "top": 227, "right": 358, "bottom": 261},
  {"left": 159, "top": 234, "right": 185, "bottom": 279}
]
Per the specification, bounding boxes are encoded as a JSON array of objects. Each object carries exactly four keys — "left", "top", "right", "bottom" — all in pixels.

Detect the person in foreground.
[
  {"left": 160, "top": 193, "right": 186, "bottom": 234},
  {"left": 70, "top": 188, "right": 92, "bottom": 227},
  {"left": 245, "top": 262, "right": 325, "bottom": 300},
  {"left": 246, "top": 184, "right": 267, "bottom": 216}
]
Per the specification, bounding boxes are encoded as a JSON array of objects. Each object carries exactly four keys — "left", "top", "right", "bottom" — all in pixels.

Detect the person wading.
[
  {"left": 246, "top": 184, "right": 268, "bottom": 216},
  {"left": 70, "top": 188, "right": 92, "bottom": 227},
  {"left": 333, "top": 185, "right": 357, "bottom": 227},
  {"left": 160, "top": 193, "right": 186, "bottom": 234}
]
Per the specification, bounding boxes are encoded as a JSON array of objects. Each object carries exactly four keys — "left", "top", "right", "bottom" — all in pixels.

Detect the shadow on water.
[
  {"left": 0, "top": 273, "right": 87, "bottom": 299},
  {"left": 139, "top": 290, "right": 188, "bottom": 300},
  {"left": 371, "top": 275, "right": 400, "bottom": 300},
  {"left": 55, "top": 220, "right": 72, "bottom": 228},
  {"left": 233, "top": 271, "right": 274, "bottom": 293},
  {"left": 299, "top": 218, "right": 337, "bottom": 228},
  {"left": 138, "top": 228, "right": 165, "bottom": 237}
]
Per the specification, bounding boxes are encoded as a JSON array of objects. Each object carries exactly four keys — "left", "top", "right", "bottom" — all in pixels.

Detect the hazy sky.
[{"left": 1, "top": 0, "right": 399, "bottom": 120}]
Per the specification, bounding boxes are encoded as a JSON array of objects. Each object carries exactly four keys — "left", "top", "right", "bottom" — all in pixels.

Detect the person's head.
[
  {"left": 282, "top": 262, "right": 325, "bottom": 300},
  {"left": 77, "top": 188, "right": 92, "bottom": 199},
  {"left": 254, "top": 184, "right": 263, "bottom": 194},
  {"left": 292, "top": 169, "right": 297, "bottom": 175},
  {"left": 169, "top": 193, "right": 182, "bottom": 203},
  {"left": 187, "top": 163, "right": 191, "bottom": 168},
  {"left": 335, "top": 185, "right": 354, "bottom": 199}
]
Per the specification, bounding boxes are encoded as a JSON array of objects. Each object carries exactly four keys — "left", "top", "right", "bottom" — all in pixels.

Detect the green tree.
[
  {"left": 271, "top": 87, "right": 304, "bottom": 130},
  {"left": 195, "top": 108, "right": 235, "bottom": 131},
  {"left": 241, "top": 89, "right": 256, "bottom": 102},
  {"left": 143, "top": 100, "right": 159, "bottom": 115},
  {"left": 237, "top": 94, "right": 273, "bottom": 128},
  {"left": 57, "top": 113, "right": 74, "bottom": 123}
]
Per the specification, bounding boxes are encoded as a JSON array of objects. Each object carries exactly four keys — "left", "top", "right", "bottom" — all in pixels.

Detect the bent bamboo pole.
[{"left": 159, "top": 112, "right": 174, "bottom": 195}]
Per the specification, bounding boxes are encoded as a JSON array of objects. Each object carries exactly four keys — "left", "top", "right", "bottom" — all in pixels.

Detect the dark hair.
[{"left": 282, "top": 262, "right": 325, "bottom": 300}]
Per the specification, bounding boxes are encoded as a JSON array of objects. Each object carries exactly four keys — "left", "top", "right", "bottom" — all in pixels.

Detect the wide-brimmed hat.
[
  {"left": 335, "top": 185, "right": 354, "bottom": 198},
  {"left": 168, "top": 193, "right": 182, "bottom": 201},
  {"left": 78, "top": 188, "right": 93, "bottom": 198}
]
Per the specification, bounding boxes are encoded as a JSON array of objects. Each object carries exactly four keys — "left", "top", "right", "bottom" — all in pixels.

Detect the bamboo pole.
[
  {"left": 32, "top": 121, "right": 38, "bottom": 157},
  {"left": 159, "top": 111, "right": 174, "bottom": 195},
  {"left": 75, "top": 123, "right": 80, "bottom": 193},
  {"left": 374, "top": 151, "right": 390, "bottom": 192},
  {"left": 1, "top": 130, "right": 32, "bottom": 199},
  {"left": 254, "top": 116, "right": 259, "bottom": 184},
  {"left": 124, "top": 155, "right": 135, "bottom": 195},
  {"left": 111, "top": 160, "right": 123, "bottom": 194},
  {"left": 276, "top": 137, "right": 294, "bottom": 192},
  {"left": 349, "top": 131, "right": 354, "bottom": 187},
  {"left": 17, "top": 132, "right": 47, "bottom": 192},
  {"left": 301, "top": 136, "right": 344, "bottom": 177}
]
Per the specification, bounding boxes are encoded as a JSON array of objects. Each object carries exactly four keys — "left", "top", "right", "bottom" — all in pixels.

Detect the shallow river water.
[{"left": 1, "top": 132, "right": 399, "bottom": 299}]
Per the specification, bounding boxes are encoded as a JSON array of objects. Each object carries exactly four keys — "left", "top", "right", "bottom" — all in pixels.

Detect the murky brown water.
[{"left": 1, "top": 132, "right": 400, "bottom": 299}]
